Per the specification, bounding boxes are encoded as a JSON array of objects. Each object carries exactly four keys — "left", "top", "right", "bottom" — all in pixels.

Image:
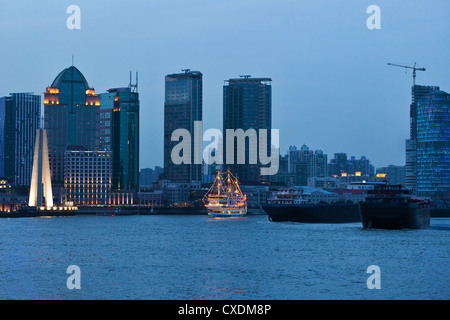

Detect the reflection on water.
[
  {"left": 199, "top": 284, "right": 246, "bottom": 300},
  {"left": 209, "top": 216, "right": 248, "bottom": 221},
  {"left": 429, "top": 218, "right": 450, "bottom": 231},
  {"left": 0, "top": 215, "right": 449, "bottom": 299}
]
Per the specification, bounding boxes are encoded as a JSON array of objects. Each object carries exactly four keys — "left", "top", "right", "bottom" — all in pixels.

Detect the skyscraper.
[
  {"left": 328, "top": 153, "right": 347, "bottom": 176},
  {"left": 223, "top": 76, "right": 272, "bottom": 183},
  {"left": 164, "top": 70, "right": 202, "bottom": 183},
  {"left": 410, "top": 85, "right": 440, "bottom": 139},
  {"left": 313, "top": 149, "right": 328, "bottom": 178},
  {"left": 100, "top": 83, "right": 140, "bottom": 191},
  {"left": 416, "top": 90, "right": 450, "bottom": 199},
  {"left": 288, "top": 145, "right": 313, "bottom": 185},
  {"left": 328, "top": 153, "right": 373, "bottom": 177},
  {"left": 44, "top": 66, "right": 100, "bottom": 184},
  {"left": 0, "top": 93, "right": 40, "bottom": 186},
  {"left": 405, "top": 84, "right": 440, "bottom": 192}
]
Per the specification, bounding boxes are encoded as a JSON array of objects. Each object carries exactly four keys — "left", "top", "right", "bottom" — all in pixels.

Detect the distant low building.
[
  {"left": 376, "top": 165, "right": 406, "bottom": 186},
  {"left": 330, "top": 188, "right": 366, "bottom": 203},
  {"left": 137, "top": 190, "right": 163, "bottom": 206},
  {"left": 162, "top": 182, "right": 191, "bottom": 205},
  {"left": 0, "top": 178, "right": 19, "bottom": 212},
  {"left": 240, "top": 185, "right": 270, "bottom": 208},
  {"left": 308, "top": 177, "right": 342, "bottom": 190},
  {"left": 140, "top": 166, "right": 163, "bottom": 187},
  {"left": 62, "top": 149, "right": 112, "bottom": 205},
  {"left": 110, "top": 191, "right": 134, "bottom": 205}
]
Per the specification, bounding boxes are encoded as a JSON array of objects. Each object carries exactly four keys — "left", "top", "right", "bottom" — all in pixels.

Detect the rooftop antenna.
[
  {"left": 72, "top": 54, "right": 74, "bottom": 66},
  {"left": 387, "top": 62, "right": 426, "bottom": 87},
  {"left": 239, "top": 75, "right": 251, "bottom": 79},
  {"left": 129, "top": 71, "right": 138, "bottom": 93}
]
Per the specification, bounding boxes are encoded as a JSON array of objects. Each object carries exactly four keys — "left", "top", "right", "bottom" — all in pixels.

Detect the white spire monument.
[{"left": 28, "top": 129, "right": 53, "bottom": 208}]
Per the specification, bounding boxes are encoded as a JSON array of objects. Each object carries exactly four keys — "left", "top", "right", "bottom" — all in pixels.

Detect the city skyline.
[
  {"left": 0, "top": 1, "right": 449, "bottom": 169},
  {"left": 0, "top": 1, "right": 449, "bottom": 303}
]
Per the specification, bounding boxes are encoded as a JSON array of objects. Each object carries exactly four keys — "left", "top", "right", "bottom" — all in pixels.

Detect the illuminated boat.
[{"left": 203, "top": 170, "right": 247, "bottom": 217}]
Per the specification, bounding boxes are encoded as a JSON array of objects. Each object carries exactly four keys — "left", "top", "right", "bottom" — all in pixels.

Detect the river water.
[{"left": 0, "top": 214, "right": 448, "bottom": 300}]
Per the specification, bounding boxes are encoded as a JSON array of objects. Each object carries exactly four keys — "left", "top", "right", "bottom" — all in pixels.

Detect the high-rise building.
[
  {"left": 328, "top": 153, "right": 374, "bottom": 177},
  {"left": 328, "top": 153, "right": 348, "bottom": 176},
  {"left": 223, "top": 76, "right": 272, "bottom": 183},
  {"left": 44, "top": 66, "right": 100, "bottom": 184},
  {"left": 314, "top": 149, "right": 328, "bottom": 178},
  {"left": 100, "top": 84, "right": 139, "bottom": 191},
  {"left": 410, "top": 85, "right": 440, "bottom": 139},
  {"left": 284, "top": 145, "right": 328, "bottom": 186},
  {"left": 288, "top": 145, "right": 313, "bottom": 185},
  {"left": 416, "top": 90, "right": 450, "bottom": 199},
  {"left": 405, "top": 84, "right": 440, "bottom": 192},
  {"left": 0, "top": 93, "right": 41, "bottom": 186},
  {"left": 164, "top": 70, "right": 202, "bottom": 183}
]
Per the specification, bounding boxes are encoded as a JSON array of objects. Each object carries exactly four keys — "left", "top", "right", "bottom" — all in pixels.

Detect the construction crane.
[{"left": 387, "top": 62, "right": 426, "bottom": 87}]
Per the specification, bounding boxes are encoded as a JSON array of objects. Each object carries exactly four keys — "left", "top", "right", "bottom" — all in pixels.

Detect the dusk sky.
[{"left": 1, "top": 0, "right": 449, "bottom": 169}]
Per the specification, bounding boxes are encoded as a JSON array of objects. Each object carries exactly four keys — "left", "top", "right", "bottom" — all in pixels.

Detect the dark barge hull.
[
  {"left": 360, "top": 204, "right": 430, "bottom": 229},
  {"left": 431, "top": 208, "right": 450, "bottom": 218},
  {"left": 0, "top": 207, "right": 76, "bottom": 218},
  {"left": 262, "top": 203, "right": 361, "bottom": 223}
]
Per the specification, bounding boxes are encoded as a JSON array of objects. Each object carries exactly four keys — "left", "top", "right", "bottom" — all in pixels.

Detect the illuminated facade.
[
  {"left": 44, "top": 66, "right": 100, "bottom": 184},
  {"left": 416, "top": 90, "right": 450, "bottom": 199},
  {"left": 62, "top": 149, "right": 112, "bottom": 205},
  {"left": 405, "top": 85, "right": 440, "bottom": 192},
  {"left": 29, "top": 129, "right": 53, "bottom": 207},
  {"left": 0, "top": 93, "right": 40, "bottom": 186}
]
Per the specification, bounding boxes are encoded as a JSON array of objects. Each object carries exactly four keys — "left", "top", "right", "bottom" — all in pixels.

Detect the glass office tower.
[
  {"left": 405, "top": 85, "right": 440, "bottom": 192},
  {"left": 164, "top": 70, "right": 203, "bottom": 183},
  {"left": 100, "top": 87, "right": 139, "bottom": 191},
  {"left": 0, "top": 93, "right": 40, "bottom": 186},
  {"left": 223, "top": 76, "right": 272, "bottom": 183},
  {"left": 416, "top": 90, "right": 450, "bottom": 199},
  {"left": 44, "top": 66, "right": 100, "bottom": 184}
]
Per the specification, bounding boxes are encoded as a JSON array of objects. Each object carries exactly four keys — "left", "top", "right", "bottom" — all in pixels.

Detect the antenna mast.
[{"left": 129, "top": 71, "right": 138, "bottom": 93}]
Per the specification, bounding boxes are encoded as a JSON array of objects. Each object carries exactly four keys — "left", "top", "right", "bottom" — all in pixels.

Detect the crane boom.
[{"left": 387, "top": 62, "right": 426, "bottom": 86}]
